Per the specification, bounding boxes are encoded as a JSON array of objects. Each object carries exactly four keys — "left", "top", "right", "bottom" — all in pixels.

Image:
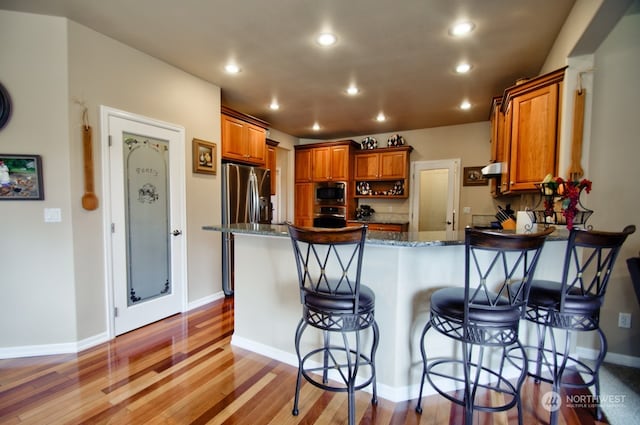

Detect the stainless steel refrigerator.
[{"left": 221, "top": 163, "right": 271, "bottom": 295}]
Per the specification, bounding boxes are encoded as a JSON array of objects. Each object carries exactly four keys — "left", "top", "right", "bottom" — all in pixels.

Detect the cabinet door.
[
  {"left": 266, "top": 145, "right": 276, "bottom": 195},
  {"left": 508, "top": 83, "right": 559, "bottom": 191},
  {"left": 294, "top": 183, "right": 314, "bottom": 227},
  {"left": 330, "top": 145, "right": 350, "bottom": 181},
  {"left": 246, "top": 123, "right": 266, "bottom": 164},
  {"left": 295, "top": 149, "right": 313, "bottom": 182},
  {"left": 221, "top": 115, "right": 246, "bottom": 161},
  {"left": 354, "top": 153, "right": 379, "bottom": 179},
  {"left": 311, "top": 147, "right": 331, "bottom": 181},
  {"left": 379, "top": 151, "right": 406, "bottom": 179}
]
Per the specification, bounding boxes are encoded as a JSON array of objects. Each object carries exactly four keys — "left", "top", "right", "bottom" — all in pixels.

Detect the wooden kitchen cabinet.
[
  {"left": 311, "top": 144, "right": 352, "bottom": 181},
  {"left": 221, "top": 106, "right": 268, "bottom": 166},
  {"left": 295, "top": 148, "right": 313, "bottom": 182},
  {"left": 489, "top": 96, "right": 506, "bottom": 197},
  {"left": 353, "top": 146, "right": 412, "bottom": 198},
  {"left": 498, "top": 67, "right": 565, "bottom": 193},
  {"left": 354, "top": 147, "right": 410, "bottom": 180},
  {"left": 266, "top": 139, "right": 278, "bottom": 195},
  {"left": 294, "top": 182, "right": 314, "bottom": 227}
]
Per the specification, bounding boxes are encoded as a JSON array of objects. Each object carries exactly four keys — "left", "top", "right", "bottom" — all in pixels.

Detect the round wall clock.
[{"left": 0, "top": 82, "right": 12, "bottom": 130}]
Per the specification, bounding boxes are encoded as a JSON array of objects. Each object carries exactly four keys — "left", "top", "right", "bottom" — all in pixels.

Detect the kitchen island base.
[{"left": 227, "top": 229, "right": 566, "bottom": 402}]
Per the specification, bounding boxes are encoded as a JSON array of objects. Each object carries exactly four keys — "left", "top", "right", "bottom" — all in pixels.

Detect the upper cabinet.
[
  {"left": 492, "top": 67, "right": 565, "bottom": 194},
  {"left": 295, "top": 140, "right": 357, "bottom": 183},
  {"left": 353, "top": 146, "right": 413, "bottom": 198},
  {"left": 311, "top": 143, "right": 353, "bottom": 181},
  {"left": 266, "top": 138, "right": 279, "bottom": 195},
  {"left": 294, "top": 148, "right": 313, "bottom": 182},
  {"left": 221, "top": 106, "right": 269, "bottom": 166}
]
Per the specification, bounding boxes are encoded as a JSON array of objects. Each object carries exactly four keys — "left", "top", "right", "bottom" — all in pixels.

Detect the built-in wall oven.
[{"left": 313, "top": 182, "right": 347, "bottom": 228}]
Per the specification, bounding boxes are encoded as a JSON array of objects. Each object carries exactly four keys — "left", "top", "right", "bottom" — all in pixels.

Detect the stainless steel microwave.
[{"left": 315, "top": 181, "right": 346, "bottom": 205}]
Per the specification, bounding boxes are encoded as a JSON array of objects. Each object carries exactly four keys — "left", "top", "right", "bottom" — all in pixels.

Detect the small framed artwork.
[
  {"left": 193, "top": 138, "right": 217, "bottom": 175},
  {"left": 0, "top": 154, "right": 44, "bottom": 200},
  {"left": 463, "top": 166, "right": 488, "bottom": 186}
]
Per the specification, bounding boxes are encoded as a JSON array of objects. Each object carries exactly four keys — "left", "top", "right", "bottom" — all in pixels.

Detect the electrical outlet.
[
  {"left": 618, "top": 312, "right": 632, "bottom": 328},
  {"left": 463, "top": 206, "right": 471, "bottom": 214}
]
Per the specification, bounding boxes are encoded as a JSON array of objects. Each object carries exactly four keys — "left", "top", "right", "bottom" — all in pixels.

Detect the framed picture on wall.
[
  {"left": 193, "top": 138, "right": 217, "bottom": 175},
  {"left": 463, "top": 166, "right": 488, "bottom": 186},
  {"left": 0, "top": 154, "right": 44, "bottom": 200}
]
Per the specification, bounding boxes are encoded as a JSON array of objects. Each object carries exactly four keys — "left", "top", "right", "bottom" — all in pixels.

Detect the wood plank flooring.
[{"left": 0, "top": 298, "right": 609, "bottom": 424}]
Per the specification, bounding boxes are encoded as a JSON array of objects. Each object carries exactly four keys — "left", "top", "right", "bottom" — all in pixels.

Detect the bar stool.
[
  {"left": 520, "top": 225, "right": 635, "bottom": 425},
  {"left": 415, "top": 227, "right": 553, "bottom": 424},
  {"left": 287, "top": 224, "right": 378, "bottom": 425}
]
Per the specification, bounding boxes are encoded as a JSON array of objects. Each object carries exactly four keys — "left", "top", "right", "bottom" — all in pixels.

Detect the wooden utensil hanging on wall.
[
  {"left": 567, "top": 88, "right": 586, "bottom": 180},
  {"left": 82, "top": 124, "right": 99, "bottom": 210}
]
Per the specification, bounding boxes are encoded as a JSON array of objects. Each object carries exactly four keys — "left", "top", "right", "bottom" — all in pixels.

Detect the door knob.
[{"left": 171, "top": 229, "right": 182, "bottom": 236}]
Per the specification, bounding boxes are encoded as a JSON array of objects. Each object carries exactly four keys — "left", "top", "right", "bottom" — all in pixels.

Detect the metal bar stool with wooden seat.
[
  {"left": 518, "top": 225, "right": 635, "bottom": 425},
  {"left": 288, "top": 224, "right": 379, "bottom": 425},
  {"left": 415, "top": 227, "right": 554, "bottom": 425}
]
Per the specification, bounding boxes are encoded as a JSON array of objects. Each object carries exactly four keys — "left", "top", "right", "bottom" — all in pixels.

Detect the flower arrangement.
[{"left": 540, "top": 176, "right": 592, "bottom": 230}]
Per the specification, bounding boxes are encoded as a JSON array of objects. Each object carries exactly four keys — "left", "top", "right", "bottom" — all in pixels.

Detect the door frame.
[
  {"left": 409, "top": 159, "right": 460, "bottom": 233},
  {"left": 100, "top": 106, "right": 188, "bottom": 339}
]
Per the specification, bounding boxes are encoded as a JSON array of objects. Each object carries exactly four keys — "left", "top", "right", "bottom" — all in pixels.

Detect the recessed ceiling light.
[
  {"left": 460, "top": 101, "right": 471, "bottom": 110},
  {"left": 450, "top": 21, "right": 475, "bottom": 37},
  {"left": 317, "top": 32, "right": 337, "bottom": 46},
  {"left": 376, "top": 112, "right": 386, "bottom": 122},
  {"left": 224, "top": 63, "right": 241, "bottom": 74},
  {"left": 269, "top": 101, "right": 280, "bottom": 110},
  {"left": 312, "top": 122, "right": 320, "bottom": 131},
  {"left": 455, "top": 63, "right": 472, "bottom": 74},
  {"left": 346, "top": 85, "right": 359, "bottom": 96}
]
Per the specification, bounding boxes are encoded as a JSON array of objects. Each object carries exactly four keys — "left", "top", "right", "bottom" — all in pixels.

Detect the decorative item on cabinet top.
[
  {"left": 360, "top": 137, "right": 377, "bottom": 150},
  {"left": 387, "top": 134, "right": 405, "bottom": 147}
]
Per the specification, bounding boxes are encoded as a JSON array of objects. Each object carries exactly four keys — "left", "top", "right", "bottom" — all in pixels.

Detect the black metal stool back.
[
  {"left": 523, "top": 224, "right": 635, "bottom": 425},
  {"left": 416, "top": 227, "right": 554, "bottom": 424},
  {"left": 288, "top": 224, "right": 378, "bottom": 425}
]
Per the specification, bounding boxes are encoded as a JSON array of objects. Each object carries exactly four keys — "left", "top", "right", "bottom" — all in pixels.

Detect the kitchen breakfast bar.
[{"left": 203, "top": 223, "right": 569, "bottom": 402}]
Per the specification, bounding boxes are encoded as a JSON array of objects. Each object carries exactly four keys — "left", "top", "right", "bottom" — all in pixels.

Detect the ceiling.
[{"left": 0, "top": 0, "right": 578, "bottom": 139}]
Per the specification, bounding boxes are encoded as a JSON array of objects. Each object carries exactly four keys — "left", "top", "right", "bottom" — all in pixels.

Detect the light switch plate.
[{"left": 44, "top": 208, "right": 62, "bottom": 223}]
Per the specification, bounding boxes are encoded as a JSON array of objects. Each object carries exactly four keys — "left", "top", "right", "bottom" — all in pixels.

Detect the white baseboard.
[
  {"left": 577, "top": 346, "right": 640, "bottom": 368},
  {"left": 0, "top": 332, "right": 109, "bottom": 359},
  {"left": 187, "top": 291, "right": 226, "bottom": 311},
  {"left": 0, "top": 292, "right": 226, "bottom": 360},
  {"left": 231, "top": 335, "right": 525, "bottom": 403}
]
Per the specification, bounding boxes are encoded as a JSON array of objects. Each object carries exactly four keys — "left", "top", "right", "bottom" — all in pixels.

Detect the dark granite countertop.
[{"left": 203, "top": 223, "right": 568, "bottom": 247}]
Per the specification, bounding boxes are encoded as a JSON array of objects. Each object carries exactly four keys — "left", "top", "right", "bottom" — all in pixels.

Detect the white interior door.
[
  {"left": 410, "top": 159, "right": 460, "bottom": 235},
  {"left": 101, "top": 107, "right": 186, "bottom": 336}
]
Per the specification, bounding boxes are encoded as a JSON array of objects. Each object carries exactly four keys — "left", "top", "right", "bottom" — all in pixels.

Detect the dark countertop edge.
[
  {"left": 347, "top": 219, "right": 410, "bottom": 225},
  {"left": 203, "top": 224, "right": 569, "bottom": 247}
]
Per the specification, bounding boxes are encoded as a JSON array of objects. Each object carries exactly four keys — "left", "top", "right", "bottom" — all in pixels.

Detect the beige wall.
[
  {"left": 0, "top": 10, "right": 223, "bottom": 350},
  {"left": 584, "top": 8, "right": 640, "bottom": 358},
  {"left": 0, "top": 12, "right": 77, "bottom": 346}
]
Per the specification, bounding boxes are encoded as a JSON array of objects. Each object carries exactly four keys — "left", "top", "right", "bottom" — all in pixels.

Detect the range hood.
[{"left": 481, "top": 162, "right": 503, "bottom": 176}]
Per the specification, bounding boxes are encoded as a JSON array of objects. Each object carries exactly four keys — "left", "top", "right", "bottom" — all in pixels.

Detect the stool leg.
[
  {"left": 292, "top": 319, "right": 306, "bottom": 416},
  {"left": 415, "top": 320, "right": 432, "bottom": 413},
  {"left": 370, "top": 321, "right": 379, "bottom": 405},
  {"left": 323, "top": 330, "right": 331, "bottom": 384},
  {"left": 533, "top": 320, "right": 547, "bottom": 383},
  {"left": 593, "top": 327, "right": 608, "bottom": 420}
]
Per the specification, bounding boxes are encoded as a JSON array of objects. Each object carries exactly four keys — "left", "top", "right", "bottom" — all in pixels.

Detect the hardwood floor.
[{"left": 0, "top": 298, "right": 609, "bottom": 424}]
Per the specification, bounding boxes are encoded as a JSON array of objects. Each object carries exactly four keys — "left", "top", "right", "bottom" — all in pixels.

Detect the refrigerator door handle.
[{"left": 248, "top": 170, "right": 259, "bottom": 223}]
